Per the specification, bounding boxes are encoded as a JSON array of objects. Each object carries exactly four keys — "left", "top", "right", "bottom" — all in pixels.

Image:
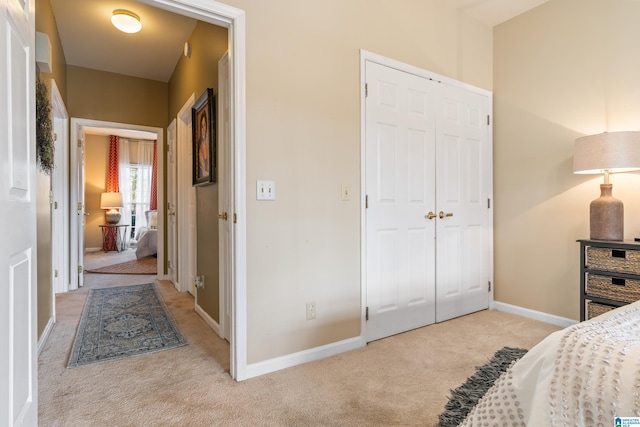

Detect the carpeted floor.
[{"left": 38, "top": 253, "right": 561, "bottom": 425}]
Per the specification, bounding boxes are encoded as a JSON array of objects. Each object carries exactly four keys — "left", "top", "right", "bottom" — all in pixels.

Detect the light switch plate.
[
  {"left": 341, "top": 184, "right": 350, "bottom": 201},
  {"left": 257, "top": 180, "right": 276, "bottom": 200}
]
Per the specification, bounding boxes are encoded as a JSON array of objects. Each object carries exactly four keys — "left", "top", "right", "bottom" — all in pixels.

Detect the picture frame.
[{"left": 192, "top": 88, "right": 216, "bottom": 186}]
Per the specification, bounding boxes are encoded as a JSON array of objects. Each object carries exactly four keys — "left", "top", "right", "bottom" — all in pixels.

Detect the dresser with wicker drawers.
[{"left": 578, "top": 239, "right": 640, "bottom": 321}]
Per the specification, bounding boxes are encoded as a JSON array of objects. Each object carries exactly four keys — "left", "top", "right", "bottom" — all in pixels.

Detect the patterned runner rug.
[
  {"left": 67, "top": 283, "right": 187, "bottom": 368},
  {"left": 86, "top": 256, "right": 157, "bottom": 275}
]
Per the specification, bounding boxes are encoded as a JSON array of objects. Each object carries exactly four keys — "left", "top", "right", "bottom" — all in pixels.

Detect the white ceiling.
[
  {"left": 50, "top": 0, "right": 198, "bottom": 82},
  {"left": 49, "top": 0, "right": 550, "bottom": 84}
]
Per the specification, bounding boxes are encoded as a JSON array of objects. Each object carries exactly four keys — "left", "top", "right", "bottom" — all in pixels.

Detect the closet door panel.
[{"left": 365, "top": 61, "right": 437, "bottom": 342}]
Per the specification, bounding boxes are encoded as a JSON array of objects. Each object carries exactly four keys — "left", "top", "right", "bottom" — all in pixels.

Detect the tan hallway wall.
[
  {"left": 167, "top": 22, "right": 228, "bottom": 322},
  {"left": 35, "top": 0, "right": 67, "bottom": 339},
  {"left": 493, "top": 0, "right": 640, "bottom": 320},
  {"left": 219, "top": 0, "right": 493, "bottom": 364}
]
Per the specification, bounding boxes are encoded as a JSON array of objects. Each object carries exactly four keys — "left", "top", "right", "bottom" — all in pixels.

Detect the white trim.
[
  {"left": 70, "top": 119, "right": 164, "bottom": 284},
  {"left": 51, "top": 79, "right": 69, "bottom": 296},
  {"left": 195, "top": 304, "right": 222, "bottom": 337},
  {"left": 493, "top": 301, "right": 576, "bottom": 329},
  {"left": 245, "top": 337, "right": 365, "bottom": 380},
  {"left": 37, "top": 315, "right": 56, "bottom": 356},
  {"left": 360, "top": 50, "right": 492, "bottom": 97},
  {"left": 85, "top": 247, "right": 101, "bottom": 253},
  {"left": 175, "top": 93, "right": 196, "bottom": 295}
]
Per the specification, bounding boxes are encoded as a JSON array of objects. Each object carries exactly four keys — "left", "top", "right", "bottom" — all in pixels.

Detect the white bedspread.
[
  {"left": 135, "top": 229, "right": 157, "bottom": 259},
  {"left": 461, "top": 301, "right": 640, "bottom": 426}
]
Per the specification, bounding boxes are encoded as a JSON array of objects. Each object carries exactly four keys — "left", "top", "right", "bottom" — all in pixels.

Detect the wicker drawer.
[
  {"left": 586, "top": 301, "right": 615, "bottom": 320},
  {"left": 586, "top": 273, "right": 640, "bottom": 304},
  {"left": 586, "top": 246, "right": 640, "bottom": 274}
]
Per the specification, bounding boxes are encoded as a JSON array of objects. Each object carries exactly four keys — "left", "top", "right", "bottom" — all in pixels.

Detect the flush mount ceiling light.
[{"left": 111, "top": 9, "right": 142, "bottom": 34}]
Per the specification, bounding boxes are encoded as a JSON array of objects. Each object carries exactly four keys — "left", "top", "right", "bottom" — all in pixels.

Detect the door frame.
[
  {"left": 69, "top": 119, "right": 165, "bottom": 286},
  {"left": 51, "top": 79, "right": 69, "bottom": 295},
  {"left": 166, "top": 118, "right": 178, "bottom": 286},
  {"left": 175, "top": 94, "right": 197, "bottom": 296},
  {"left": 139, "top": 0, "right": 247, "bottom": 381},
  {"left": 360, "top": 50, "right": 494, "bottom": 340}
]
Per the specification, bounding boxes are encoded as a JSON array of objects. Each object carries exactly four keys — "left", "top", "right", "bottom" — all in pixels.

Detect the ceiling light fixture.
[{"left": 111, "top": 9, "right": 142, "bottom": 34}]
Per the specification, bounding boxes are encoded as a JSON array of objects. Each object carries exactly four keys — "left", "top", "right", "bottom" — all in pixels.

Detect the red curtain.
[
  {"left": 106, "top": 135, "right": 119, "bottom": 192},
  {"left": 150, "top": 140, "right": 158, "bottom": 210}
]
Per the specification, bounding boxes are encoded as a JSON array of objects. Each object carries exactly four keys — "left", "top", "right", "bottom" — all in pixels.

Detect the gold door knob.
[
  {"left": 425, "top": 211, "right": 437, "bottom": 220},
  {"left": 439, "top": 211, "right": 454, "bottom": 219},
  {"left": 218, "top": 212, "right": 228, "bottom": 221}
]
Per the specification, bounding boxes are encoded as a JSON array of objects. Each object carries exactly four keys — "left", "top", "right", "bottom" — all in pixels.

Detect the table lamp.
[
  {"left": 100, "top": 192, "right": 124, "bottom": 224},
  {"left": 573, "top": 131, "right": 640, "bottom": 241}
]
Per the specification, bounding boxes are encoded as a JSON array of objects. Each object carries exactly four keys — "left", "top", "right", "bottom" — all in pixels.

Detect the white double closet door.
[{"left": 365, "top": 61, "right": 491, "bottom": 342}]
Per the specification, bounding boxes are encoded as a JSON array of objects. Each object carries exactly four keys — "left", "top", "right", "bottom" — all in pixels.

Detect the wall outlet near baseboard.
[{"left": 306, "top": 302, "right": 316, "bottom": 320}]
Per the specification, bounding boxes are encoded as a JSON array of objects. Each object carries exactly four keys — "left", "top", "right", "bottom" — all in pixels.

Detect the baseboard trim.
[
  {"left": 245, "top": 336, "right": 366, "bottom": 380},
  {"left": 38, "top": 315, "right": 56, "bottom": 356},
  {"left": 195, "top": 303, "right": 222, "bottom": 338},
  {"left": 493, "top": 301, "right": 576, "bottom": 329},
  {"left": 85, "top": 247, "right": 101, "bottom": 253}
]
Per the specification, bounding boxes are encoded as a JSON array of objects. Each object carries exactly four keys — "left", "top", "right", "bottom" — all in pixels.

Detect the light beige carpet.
[
  {"left": 39, "top": 260, "right": 560, "bottom": 426},
  {"left": 85, "top": 256, "right": 157, "bottom": 275}
]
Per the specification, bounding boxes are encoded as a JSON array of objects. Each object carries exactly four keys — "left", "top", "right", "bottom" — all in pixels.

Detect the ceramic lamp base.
[
  {"left": 590, "top": 183, "right": 623, "bottom": 241},
  {"left": 105, "top": 209, "right": 121, "bottom": 224}
]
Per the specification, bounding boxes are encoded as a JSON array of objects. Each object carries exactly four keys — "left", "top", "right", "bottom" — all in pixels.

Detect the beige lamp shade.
[
  {"left": 100, "top": 192, "right": 124, "bottom": 209},
  {"left": 573, "top": 131, "right": 640, "bottom": 174}
]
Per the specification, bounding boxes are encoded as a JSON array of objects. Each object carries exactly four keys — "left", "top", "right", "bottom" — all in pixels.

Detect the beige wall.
[
  {"left": 35, "top": 0, "right": 67, "bottom": 103},
  {"left": 220, "top": 0, "right": 493, "bottom": 364},
  {"left": 84, "top": 135, "right": 110, "bottom": 249},
  {"left": 493, "top": 0, "right": 640, "bottom": 320},
  {"left": 67, "top": 66, "right": 168, "bottom": 129},
  {"left": 168, "top": 22, "right": 228, "bottom": 321},
  {"left": 35, "top": 0, "right": 67, "bottom": 338}
]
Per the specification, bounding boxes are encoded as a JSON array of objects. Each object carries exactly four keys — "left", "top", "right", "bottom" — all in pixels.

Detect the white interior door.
[
  {"left": 435, "top": 86, "right": 491, "bottom": 322},
  {"left": 176, "top": 95, "right": 197, "bottom": 295},
  {"left": 166, "top": 119, "right": 178, "bottom": 285},
  {"left": 51, "top": 80, "right": 69, "bottom": 294},
  {"left": 365, "top": 61, "right": 437, "bottom": 342},
  {"left": 76, "top": 128, "right": 86, "bottom": 288},
  {"left": 0, "top": 0, "right": 38, "bottom": 422},
  {"left": 218, "top": 52, "right": 232, "bottom": 340}
]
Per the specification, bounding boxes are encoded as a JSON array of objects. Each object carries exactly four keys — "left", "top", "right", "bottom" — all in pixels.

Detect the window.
[{"left": 121, "top": 164, "right": 152, "bottom": 240}]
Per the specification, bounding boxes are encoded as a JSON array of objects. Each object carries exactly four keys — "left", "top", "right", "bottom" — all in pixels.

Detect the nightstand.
[
  {"left": 100, "top": 224, "right": 129, "bottom": 252},
  {"left": 578, "top": 239, "right": 640, "bottom": 321}
]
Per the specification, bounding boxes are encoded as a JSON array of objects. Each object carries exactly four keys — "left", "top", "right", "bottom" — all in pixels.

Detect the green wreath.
[{"left": 36, "top": 74, "right": 54, "bottom": 175}]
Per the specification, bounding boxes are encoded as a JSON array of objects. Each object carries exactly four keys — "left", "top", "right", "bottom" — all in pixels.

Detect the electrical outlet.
[
  {"left": 194, "top": 275, "right": 205, "bottom": 289},
  {"left": 306, "top": 302, "right": 316, "bottom": 320}
]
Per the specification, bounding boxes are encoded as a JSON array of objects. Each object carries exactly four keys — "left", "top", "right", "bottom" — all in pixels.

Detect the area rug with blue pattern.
[{"left": 67, "top": 283, "right": 188, "bottom": 368}]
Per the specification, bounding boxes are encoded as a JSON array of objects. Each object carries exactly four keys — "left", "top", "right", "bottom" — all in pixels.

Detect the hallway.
[{"left": 38, "top": 250, "right": 231, "bottom": 425}]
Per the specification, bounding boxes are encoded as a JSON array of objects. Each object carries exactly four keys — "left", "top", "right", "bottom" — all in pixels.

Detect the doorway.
[{"left": 69, "top": 119, "right": 164, "bottom": 290}]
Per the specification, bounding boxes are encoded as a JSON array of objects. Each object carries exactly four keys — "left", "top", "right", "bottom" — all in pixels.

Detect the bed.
[
  {"left": 459, "top": 300, "right": 640, "bottom": 426},
  {"left": 135, "top": 210, "right": 158, "bottom": 259}
]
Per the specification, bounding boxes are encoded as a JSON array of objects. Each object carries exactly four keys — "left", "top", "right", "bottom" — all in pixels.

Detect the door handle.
[
  {"left": 425, "top": 211, "right": 437, "bottom": 220},
  {"left": 439, "top": 211, "right": 453, "bottom": 219},
  {"left": 218, "top": 212, "right": 228, "bottom": 221}
]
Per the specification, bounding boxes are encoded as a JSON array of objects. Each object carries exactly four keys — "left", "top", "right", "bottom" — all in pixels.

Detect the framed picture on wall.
[{"left": 192, "top": 88, "right": 216, "bottom": 186}]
